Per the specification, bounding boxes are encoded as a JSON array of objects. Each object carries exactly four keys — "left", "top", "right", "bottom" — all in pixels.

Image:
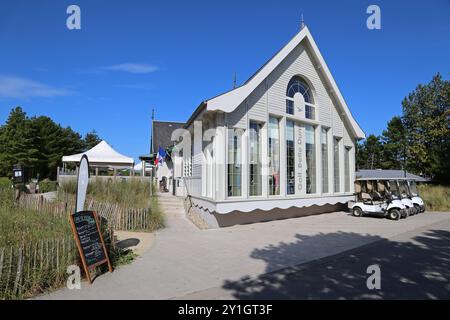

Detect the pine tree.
[
  {"left": 0, "top": 107, "right": 39, "bottom": 177},
  {"left": 83, "top": 130, "right": 102, "bottom": 151},
  {"left": 402, "top": 73, "right": 450, "bottom": 182},
  {"left": 381, "top": 116, "right": 407, "bottom": 170}
]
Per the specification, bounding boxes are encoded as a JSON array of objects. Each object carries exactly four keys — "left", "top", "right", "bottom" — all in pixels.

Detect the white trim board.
[{"left": 190, "top": 194, "right": 353, "bottom": 214}]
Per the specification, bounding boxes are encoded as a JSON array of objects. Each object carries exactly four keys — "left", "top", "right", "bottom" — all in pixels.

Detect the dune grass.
[
  {"left": 59, "top": 179, "right": 164, "bottom": 231},
  {"left": 0, "top": 187, "right": 71, "bottom": 248},
  {"left": 0, "top": 185, "right": 138, "bottom": 299},
  {"left": 59, "top": 179, "right": 152, "bottom": 208},
  {"left": 418, "top": 184, "right": 450, "bottom": 212}
]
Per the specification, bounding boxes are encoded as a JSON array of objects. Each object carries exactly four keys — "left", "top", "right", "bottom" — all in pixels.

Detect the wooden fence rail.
[
  {"left": 17, "top": 194, "right": 152, "bottom": 231},
  {"left": 0, "top": 237, "right": 77, "bottom": 299},
  {"left": 0, "top": 194, "right": 152, "bottom": 299}
]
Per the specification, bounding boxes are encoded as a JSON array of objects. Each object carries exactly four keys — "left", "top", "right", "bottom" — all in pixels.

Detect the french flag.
[{"left": 155, "top": 147, "right": 166, "bottom": 167}]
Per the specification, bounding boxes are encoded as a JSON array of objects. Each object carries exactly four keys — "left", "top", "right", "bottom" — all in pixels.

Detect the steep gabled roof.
[
  {"left": 152, "top": 120, "right": 186, "bottom": 153},
  {"left": 204, "top": 26, "right": 365, "bottom": 139}
]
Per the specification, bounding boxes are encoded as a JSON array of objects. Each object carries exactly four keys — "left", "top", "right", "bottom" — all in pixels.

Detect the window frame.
[
  {"left": 226, "top": 128, "right": 243, "bottom": 198},
  {"left": 249, "top": 120, "right": 263, "bottom": 197},
  {"left": 285, "top": 76, "right": 316, "bottom": 120}
]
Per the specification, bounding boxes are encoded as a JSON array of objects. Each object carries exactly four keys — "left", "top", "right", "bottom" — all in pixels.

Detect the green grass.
[
  {"left": 59, "top": 179, "right": 152, "bottom": 208},
  {"left": 58, "top": 179, "right": 164, "bottom": 231},
  {"left": 0, "top": 177, "right": 12, "bottom": 189},
  {"left": 418, "top": 184, "right": 450, "bottom": 212},
  {"left": 38, "top": 179, "right": 58, "bottom": 193},
  {"left": 0, "top": 185, "right": 138, "bottom": 299},
  {"left": 149, "top": 195, "right": 165, "bottom": 230},
  {"left": 110, "top": 249, "right": 137, "bottom": 267}
]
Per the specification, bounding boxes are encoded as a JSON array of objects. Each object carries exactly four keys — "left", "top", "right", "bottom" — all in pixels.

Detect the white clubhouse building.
[{"left": 166, "top": 25, "right": 365, "bottom": 227}]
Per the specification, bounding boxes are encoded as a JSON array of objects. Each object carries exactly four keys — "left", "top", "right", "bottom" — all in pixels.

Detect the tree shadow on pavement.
[{"left": 222, "top": 230, "right": 450, "bottom": 299}]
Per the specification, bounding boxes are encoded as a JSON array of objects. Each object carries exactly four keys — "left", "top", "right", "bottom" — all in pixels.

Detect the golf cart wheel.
[
  {"left": 389, "top": 209, "right": 401, "bottom": 220},
  {"left": 352, "top": 207, "right": 363, "bottom": 217},
  {"left": 414, "top": 204, "right": 421, "bottom": 214},
  {"left": 404, "top": 209, "right": 410, "bottom": 218}
]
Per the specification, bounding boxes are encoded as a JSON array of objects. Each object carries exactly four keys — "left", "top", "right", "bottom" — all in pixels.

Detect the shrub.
[
  {"left": 39, "top": 179, "right": 58, "bottom": 193},
  {"left": 418, "top": 184, "right": 450, "bottom": 212},
  {"left": 0, "top": 191, "right": 129, "bottom": 299},
  {"left": 60, "top": 179, "right": 152, "bottom": 208}
]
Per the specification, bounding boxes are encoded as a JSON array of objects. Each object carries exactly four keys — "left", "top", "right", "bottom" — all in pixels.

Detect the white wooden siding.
[
  {"left": 226, "top": 101, "right": 247, "bottom": 129},
  {"left": 225, "top": 41, "right": 350, "bottom": 133},
  {"left": 247, "top": 81, "right": 267, "bottom": 122}
]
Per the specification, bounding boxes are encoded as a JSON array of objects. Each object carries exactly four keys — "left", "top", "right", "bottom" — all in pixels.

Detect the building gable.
[{"left": 206, "top": 26, "right": 365, "bottom": 140}]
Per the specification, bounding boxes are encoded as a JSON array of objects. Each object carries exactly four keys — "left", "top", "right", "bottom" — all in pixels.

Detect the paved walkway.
[
  {"left": 181, "top": 218, "right": 450, "bottom": 299},
  {"left": 38, "top": 193, "right": 450, "bottom": 299}
]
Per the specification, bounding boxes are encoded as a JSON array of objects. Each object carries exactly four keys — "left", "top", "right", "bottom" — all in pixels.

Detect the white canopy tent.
[{"left": 62, "top": 140, "right": 134, "bottom": 169}]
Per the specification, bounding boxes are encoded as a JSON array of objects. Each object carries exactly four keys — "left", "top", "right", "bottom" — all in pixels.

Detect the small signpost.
[{"left": 70, "top": 155, "right": 112, "bottom": 284}]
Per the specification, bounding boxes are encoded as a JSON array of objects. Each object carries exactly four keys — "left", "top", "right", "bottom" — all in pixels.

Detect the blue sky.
[{"left": 0, "top": 0, "right": 449, "bottom": 161}]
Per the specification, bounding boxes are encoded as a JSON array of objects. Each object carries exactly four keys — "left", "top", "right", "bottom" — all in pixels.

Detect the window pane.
[
  {"left": 305, "top": 125, "right": 316, "bottom": 194},
  {"left": 286, "top": 120, "right": 295, "bottom": 194},
  {"left": 249, "top": 122, "right": 262, "bottom": 196},
  {"left": 227, "top": 129, "right": 242, "bottom": 197},
  {"left": 345, "top": 147, "right": 351, "bottom": 192},
  {"left": 286, "top": 99, "right": 294, "bottom": 115},
  {"left": 305, "top": 105, "right": 315, "bottom": 120},
  {"left": 286, "top": 77, "right": 313, "bottom": 104},
  {"left": 334, "top": 138, "right": 340, "bottom": 192},
  {"left": 321, "top": 128, "right": 328, "bottom": 193},
  {"left": 269, "top": 117, "right": 280, "bottom": 195}
]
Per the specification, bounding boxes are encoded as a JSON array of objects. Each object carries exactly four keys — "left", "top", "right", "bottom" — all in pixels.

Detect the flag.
[{"left": 156, "top": 147, "right": 166, "bottom": 166}]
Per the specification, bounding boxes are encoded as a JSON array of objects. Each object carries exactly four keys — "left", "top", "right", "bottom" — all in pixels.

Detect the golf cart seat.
[
  {"left": 370, "top": 191, "right": 384, "bottom": 204},
  {"left": 360, "top": 192, "right": 372, "bottom": 203}
]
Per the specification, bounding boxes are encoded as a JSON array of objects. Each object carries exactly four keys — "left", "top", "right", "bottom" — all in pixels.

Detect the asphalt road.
[{"left": 181, "top": 218, "right": 450, "bottom": 300}]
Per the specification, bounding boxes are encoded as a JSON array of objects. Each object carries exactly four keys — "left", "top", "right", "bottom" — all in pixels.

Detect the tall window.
[
  {"left": 321, "top": 128, "right": 329, "bottom": 193},
  {"left": 334, "top": 138, "right": 340, "bottom": 193},
  {"left": 227, "top": 129, "right": 242, "bottom": 197},
  {"left": 249, "top": 121, "right": 262, "bottom": 196},
  {"left": 305, "top": 125, "right": 316, "bottom": 194},
  {"left": 286, "top": 121, "right": 295, "bottom": 194},
  {"left": 345, "top": 147, "right": 351, "bottom": 193},
  {"left": 269, "top": 117, "right": 280, "bottom": 195},
  {"left": 286, "top": 76, "right": 315, "bottom": 120}
]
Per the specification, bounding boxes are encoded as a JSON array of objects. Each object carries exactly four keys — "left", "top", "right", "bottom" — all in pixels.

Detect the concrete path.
[
  {"left": 181, "top": 218, "right": 450, "bottom": 299},
  {"left": 38, "top": 193, "right": 450, "bottom": 299},
  {"left": 115, "top": 231, "right": 155, "bottom": 256}
]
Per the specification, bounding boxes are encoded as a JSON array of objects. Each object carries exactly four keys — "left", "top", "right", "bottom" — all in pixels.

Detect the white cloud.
[
  {"left": 0, "top": 75, "right": 74, "bottom": 99},
  {"left": 102, "top": 63, "right": 158, "bottom": 74}
]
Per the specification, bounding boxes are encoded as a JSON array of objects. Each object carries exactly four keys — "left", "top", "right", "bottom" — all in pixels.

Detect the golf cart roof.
[{"left": 355, "top": 170, "right": 428, "bottom": 182}]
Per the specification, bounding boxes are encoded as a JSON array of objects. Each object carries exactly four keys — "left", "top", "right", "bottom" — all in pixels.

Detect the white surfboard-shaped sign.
[{"left": 75, "top": 155, "right": 90, "bottom": 213}]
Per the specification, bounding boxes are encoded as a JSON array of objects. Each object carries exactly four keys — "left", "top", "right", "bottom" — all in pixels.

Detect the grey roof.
[
  {"left": 152, "top": 121, "right": 185, "bottom": 153},
  {"left": 356, "top": 170, "right": 428, "bottom": 182}
]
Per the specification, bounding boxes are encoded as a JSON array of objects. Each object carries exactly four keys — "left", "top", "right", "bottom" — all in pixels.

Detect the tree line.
[
  {"left": 356, "top": 73, "right": 449, "bottom": 184},
  {"left": 0, "top": 107, "right": 101, "bottom": 180},
  {"left": 1, "top": 74, "right": 448, "bottom": 184}
]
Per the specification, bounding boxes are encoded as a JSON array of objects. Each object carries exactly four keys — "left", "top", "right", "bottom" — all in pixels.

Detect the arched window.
[
  {"left": 286, "top": 77, "right": 313, "bottom": 102},
  {"left": 286, "top": 76, "right": 315, "bottom": 120}
]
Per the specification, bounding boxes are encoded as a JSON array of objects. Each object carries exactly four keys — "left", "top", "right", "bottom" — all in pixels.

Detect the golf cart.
[
  {"left": 386, "top": 179, "right": 416, "bottom": 217},
  {"left": 407, "top": 179, "right": 426, "bottom": 213},
  {"left": 350, "top": 179, "right": 406, "bottom": 220}
]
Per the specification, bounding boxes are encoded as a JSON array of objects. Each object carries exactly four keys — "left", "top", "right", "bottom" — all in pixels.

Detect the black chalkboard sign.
[{"left": 70, "top": 211, "right": 112, "bottom": 283}]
